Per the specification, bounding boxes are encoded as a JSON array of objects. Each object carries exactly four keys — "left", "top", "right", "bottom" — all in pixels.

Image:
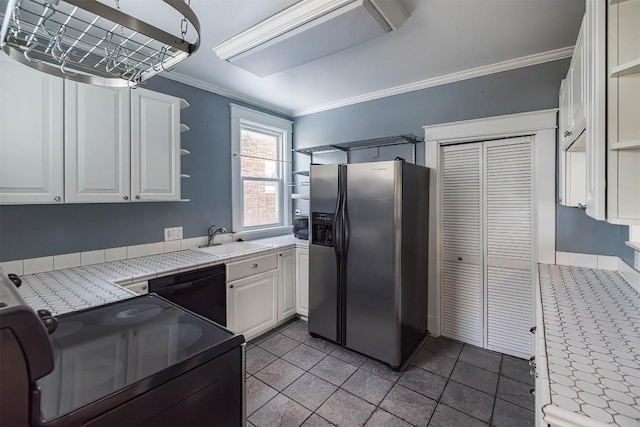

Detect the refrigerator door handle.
[
  {"left": 342, "top": 183, "right": 349, "bottom": 260},
  {"left": 333, "top": 192, "right": 342, "bottom": 262}
]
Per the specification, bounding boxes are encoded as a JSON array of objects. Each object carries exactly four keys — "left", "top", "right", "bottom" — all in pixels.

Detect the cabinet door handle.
[
  {"left": 563, "top": 130, "right": 572, "bottom": 137},
  {"left": 251, "top": 263, "right": 258, "bottom": 269},
  {"left": 458, "top": 256, "right": 463, "bottom": 261},
  {"left": 124, "top": 196, "right": 129, "bottom": 200},
  {"left": 229, "top": 284, "right": 234, "bottom": 289},
  {"left": 142, "top": 285, "right": 147, "bottom": 290},
  {"left": 530, "top": 326, "right": 536, "bottom": 334},
  {"left": 135, "top": 195, "right": 141, "bottom": 200},
  {"left": 54, "top": 196, "right": 61, "bottom": 202}
]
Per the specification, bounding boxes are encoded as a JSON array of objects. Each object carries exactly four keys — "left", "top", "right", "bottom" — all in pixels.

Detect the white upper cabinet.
[
  {"left": 131, "top": 88, "right": 181, "bottom": 202},
  {"left": 584, "top": 0, "right": 607, "bottom": 220},
  {"left": 64, "top": 82, "right": 131, "bottom": 203},
  {"left": 559, "top": 17, "right": 586, "bottom": 151},
  {"left": 569, "top": 22, "right": 586, "bottom": 139},
  {"left": 0, "top": 54, "right": 64, "bottom": 204}
]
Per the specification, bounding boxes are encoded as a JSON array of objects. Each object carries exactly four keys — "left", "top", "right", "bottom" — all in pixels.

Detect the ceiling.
[{"left": 118, "top": 0, "right": 585, "bottom": 116}]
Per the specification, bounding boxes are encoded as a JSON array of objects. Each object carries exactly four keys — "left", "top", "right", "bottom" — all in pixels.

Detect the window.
[{"left": 231, "top": 104, "right": 292, "bottom": 234}]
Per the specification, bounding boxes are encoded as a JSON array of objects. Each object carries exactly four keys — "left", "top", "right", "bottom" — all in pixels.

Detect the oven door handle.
[{"left": 152, "top": 278, "right": 213, "bottom": 294}]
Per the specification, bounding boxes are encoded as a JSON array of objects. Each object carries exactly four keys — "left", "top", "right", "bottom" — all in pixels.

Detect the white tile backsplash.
[
  {"left": 597, "top": 255, "right": 619, "bottom": 271},
  {"left": 2, "top": 235, "right": 303, "bottom": 276},
  {"left": 105, "top": 247, "right": 127, "bottom": 262},
  {"left": 164, "top": 240, "right": 182, "bottom": 253},
  {"left": 54, "top": 253, "right": 81, "bottom": 270},
  {"left": 127, "top": 243, "right": 153, "bottom": 258},
  {"left": 81, "top": 250, "right": 106, "bottom": 266},
  {"left": 23, "top": 256, "right": 54, "bottom": 275},
  {"left": 569, "top": 253, "right": 598, "bottom": 269},
  {"left": 0, "top": 260, "right": 23, "bottom": 275},
  {"left": 180, "top": 238, "right": 198, "bottom": 249},
  {"left": 556, "top": 251, "right": 571, "bottom": 266},
  {"left": 147, "top": 242, "right": 164, "bottom": 256}
]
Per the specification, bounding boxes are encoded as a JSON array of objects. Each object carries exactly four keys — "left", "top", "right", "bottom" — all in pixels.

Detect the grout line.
[{"left": 489, "top": 354, "right": 504, "bottom": 426}]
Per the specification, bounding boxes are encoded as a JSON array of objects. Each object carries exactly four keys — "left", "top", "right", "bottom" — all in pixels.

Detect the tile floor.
[{"left": 246, "top": 319, "right": 535, "bottom": 427}]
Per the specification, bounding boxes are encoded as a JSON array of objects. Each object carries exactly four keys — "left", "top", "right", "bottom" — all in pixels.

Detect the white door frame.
[{"left": 423, "top": 109, "right": 557, "bottom": 336}]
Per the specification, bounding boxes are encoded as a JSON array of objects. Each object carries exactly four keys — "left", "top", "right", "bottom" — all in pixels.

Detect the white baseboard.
[
  {"left": 619, "top": 260, "right": 640, "bottom": 294},
  {"left": 555, "top": 251, "right": 619, "bottom": 271}
]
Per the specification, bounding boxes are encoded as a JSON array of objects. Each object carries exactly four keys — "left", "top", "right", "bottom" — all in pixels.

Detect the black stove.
[{"left": 0, "top": 270, "right": 245, "bottom": 427}]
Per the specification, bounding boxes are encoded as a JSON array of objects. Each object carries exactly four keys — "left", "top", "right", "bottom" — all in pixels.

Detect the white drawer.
[
  {"left": 126, "top": 281, "right": 149, "bottom": 295},
  {"left": 227, "top": 254, "right": 277, "bottom": 282}
]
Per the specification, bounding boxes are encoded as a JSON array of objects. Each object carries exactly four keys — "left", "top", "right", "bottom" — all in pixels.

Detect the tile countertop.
[
  {"left": 15, "top": 235, "right": 308, "bottom": 316},
  {"left": 538, "top": 264, "right": 640, "bottom": 427}
]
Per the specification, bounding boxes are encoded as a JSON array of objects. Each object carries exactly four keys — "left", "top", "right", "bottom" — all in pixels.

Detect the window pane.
[
  {"left": 243, "top": 180, "right": 279, "bottom": 227},
  {"left": 240, "top": 128, "right": 279, "bottom": 178}
]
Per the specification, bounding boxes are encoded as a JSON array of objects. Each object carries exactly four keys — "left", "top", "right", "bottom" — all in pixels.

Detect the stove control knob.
[
  {"left": 37, "top": 309, "right": 58, "bottom": 334},
  {"left": 8, "top": 274, "right": 22, "bottom": 287}
]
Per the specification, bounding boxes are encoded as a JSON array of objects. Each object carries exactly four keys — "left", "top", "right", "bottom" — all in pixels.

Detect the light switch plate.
[{"left": 164, "top": 227, "right": 183, "bottom": 242}]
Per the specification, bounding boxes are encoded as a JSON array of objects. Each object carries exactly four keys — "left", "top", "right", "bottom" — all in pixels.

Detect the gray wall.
[
  {"left": 0, "top": 78, "right": 290, "bottom": 261},
  {"left": 293, "top": 58, "right": 631, "bottom": 260}
]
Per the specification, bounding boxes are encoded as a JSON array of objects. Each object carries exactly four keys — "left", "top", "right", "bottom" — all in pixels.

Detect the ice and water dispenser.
[{"left": 311, "top": 212, "right": 334, "bottom": 247}]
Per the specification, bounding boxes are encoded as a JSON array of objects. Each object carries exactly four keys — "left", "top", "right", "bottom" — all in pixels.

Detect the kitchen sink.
[{"left": 193, "top": 241, "right": 272, "bottom": 257}]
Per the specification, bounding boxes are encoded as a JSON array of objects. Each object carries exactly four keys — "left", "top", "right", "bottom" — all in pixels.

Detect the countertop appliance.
[
  {"left": 293, "top": 216, "right": 309, "bottom": 240},
  {"left": 308, "top": 160, "right": 429, "bottom": 369},
  {"left": 149, "top": 264, "right": 226, "bottom": 326},
  {"left": 0, "top": 269, "right": 245, "bottom": 426}
]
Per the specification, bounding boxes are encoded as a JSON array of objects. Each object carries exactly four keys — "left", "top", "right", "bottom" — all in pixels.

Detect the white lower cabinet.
[
  {"left": 277, "top": 250, "right": 296, "bottom": 321},
  {"left": 296, "top": 248, "right": 309, "bottom": 317},
  {"left": 225, "top": 246, "right": 308, "bottom": 340},
  {"left": 227, "top": 269, "right": 278, "bottom": 340}
]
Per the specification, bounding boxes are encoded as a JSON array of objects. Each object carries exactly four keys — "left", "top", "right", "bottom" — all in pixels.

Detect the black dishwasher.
[{"left": 149, "top": 265, "right": 226, "bottom": 326}]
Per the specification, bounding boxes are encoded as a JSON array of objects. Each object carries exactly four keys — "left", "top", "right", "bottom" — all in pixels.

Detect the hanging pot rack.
[{"left": 0, "top": 0, "right": 200, "bottom": 87}]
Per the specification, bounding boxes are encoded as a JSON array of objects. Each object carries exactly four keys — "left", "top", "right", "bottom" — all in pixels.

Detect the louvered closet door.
[
  {"left": 440, "top": 143, "right": 483, "bottom": 347},
  {"left": 484, "top": 137, "right": 534, "bottom": 358}
]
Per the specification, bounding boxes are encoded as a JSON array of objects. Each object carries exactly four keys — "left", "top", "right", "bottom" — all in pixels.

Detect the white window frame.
[{"left": 231, "top": 104, "right": 293, "bottom": 237}]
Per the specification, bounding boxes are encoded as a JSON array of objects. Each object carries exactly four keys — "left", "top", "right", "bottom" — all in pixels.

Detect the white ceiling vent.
[{"left": 212, "top": 0, "right": 407, "bottom": 77}]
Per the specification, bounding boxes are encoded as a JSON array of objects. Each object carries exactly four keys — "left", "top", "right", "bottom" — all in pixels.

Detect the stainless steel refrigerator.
[{"left": 308, "top": 159, "right": 429, "bottom": 369}]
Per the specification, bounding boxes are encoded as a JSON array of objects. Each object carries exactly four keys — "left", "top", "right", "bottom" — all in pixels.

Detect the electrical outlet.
[{"left": 164, "top": 227, "right": 183, "bottom": 242}]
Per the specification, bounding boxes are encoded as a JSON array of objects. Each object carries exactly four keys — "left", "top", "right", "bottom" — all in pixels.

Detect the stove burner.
[
  {"left": 51, "top": 321, "right": 84, "bottom": 339},
  {"left": 140, "top": 324, "right": 203, "bottom": 355},
  {"left": 104, "top": 304, "right": 162, "bottom": 326}
]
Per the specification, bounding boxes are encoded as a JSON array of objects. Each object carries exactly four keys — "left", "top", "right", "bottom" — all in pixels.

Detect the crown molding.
[
  {"left": 292, "top": 46, "right": 574, "bottom": 117},
  {"left": 159, "top": 71, "right": 294, "bottom": 117}
]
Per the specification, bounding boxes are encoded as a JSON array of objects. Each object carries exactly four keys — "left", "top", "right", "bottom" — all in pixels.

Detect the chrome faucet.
[{"left": 207, "top": 225, "right": 228, "bottom": 247}]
